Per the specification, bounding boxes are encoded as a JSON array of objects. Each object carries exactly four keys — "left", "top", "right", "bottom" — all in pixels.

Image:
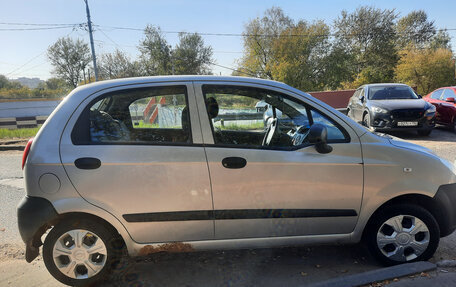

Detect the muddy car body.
[{"left": 17, "top": 76, "right": 456, "bottom": 286}]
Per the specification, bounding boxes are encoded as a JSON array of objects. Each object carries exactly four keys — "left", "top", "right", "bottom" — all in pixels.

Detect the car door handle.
[
  {"left": 74, "top": 157, "right": 101, "bottom": 170},
  {"left": 222, "top": 157, "right": 247, "bottom": 169}
]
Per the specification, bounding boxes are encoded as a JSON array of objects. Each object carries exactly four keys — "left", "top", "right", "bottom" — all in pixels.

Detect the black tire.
[
  {"left": 417, "top": 129, "right": 432, "bottom": 136},
  {"left": 365, "top": 204, "right": 440, "bottom": 266},
  {"left": 43, "top": 218, "right": 122, "bottom": 286},
  {"left": 362, "top": 112, "right": 371, "bottom": 128}
]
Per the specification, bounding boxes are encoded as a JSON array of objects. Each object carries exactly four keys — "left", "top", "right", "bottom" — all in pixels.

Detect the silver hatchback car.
[{"left": 18, "top": 76, "right": 456, "bottom": 286}]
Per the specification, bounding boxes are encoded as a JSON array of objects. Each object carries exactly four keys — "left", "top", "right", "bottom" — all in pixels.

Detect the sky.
[{"left": 1, "top": 0, "right": 456, "bottom": 81}]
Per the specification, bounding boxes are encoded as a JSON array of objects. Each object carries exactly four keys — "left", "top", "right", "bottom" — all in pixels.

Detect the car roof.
[
  {"left": 71, "top": 75, "right": 291, "bottom": 94},
  {"left": 363, "top": 83, "right": 410, "bottom": 88}
]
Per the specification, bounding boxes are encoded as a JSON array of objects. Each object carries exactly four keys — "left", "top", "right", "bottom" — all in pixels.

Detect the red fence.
[{"left": 308, "top": 89, "right": 355, "bottom": 109}]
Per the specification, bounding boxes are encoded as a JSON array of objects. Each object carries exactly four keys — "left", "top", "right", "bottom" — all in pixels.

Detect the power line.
[
  {"left": 95, "top": 24, "right": 456, "bottom": 38},
  {"left": 5, "top": 51, "right": 46, "bottom": 76},
  {"left": 210, "top": 62, "right": 256, "bottom": 77},
  {"left": 0, "top": 25, "right": 80, "bottom": 31},
  {"left": 0, "top": 22, "right": 84, "bottom": 26}
]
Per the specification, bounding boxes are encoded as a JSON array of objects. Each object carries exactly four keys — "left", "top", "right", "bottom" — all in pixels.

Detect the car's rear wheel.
[
  {"left": 43, "top": 218, "right": 122, "bottom": 286},
  {"left": 365, "top": 204, "right": 440, "bottom": 266}
]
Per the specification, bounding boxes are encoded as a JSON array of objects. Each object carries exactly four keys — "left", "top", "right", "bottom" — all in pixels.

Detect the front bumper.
[
  {"left": 17, "top": 196, "right": 58, "bottom": 262},
  {"left": 370, "top": 110, "right": 435, "bottom": 132},
  {"left": 433, "top": 183, "right": 456, "bottom": 237}
]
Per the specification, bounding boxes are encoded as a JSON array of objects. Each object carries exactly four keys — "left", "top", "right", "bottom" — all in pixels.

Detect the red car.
[{"left": 424, "top": 87, "right": 456, "bottom": 130}]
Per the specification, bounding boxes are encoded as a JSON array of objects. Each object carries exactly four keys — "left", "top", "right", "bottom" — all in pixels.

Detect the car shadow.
[
  {"left": 386, "top": 126, "right": 456, "bottom": 142},
  {"left": 101, "top": 243, "right": 380, "bottom": 287}
]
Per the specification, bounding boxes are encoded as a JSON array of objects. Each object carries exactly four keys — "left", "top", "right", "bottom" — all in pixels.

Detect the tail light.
[{"left": 22, "top": 138, "right": 33, "bottom": 170}]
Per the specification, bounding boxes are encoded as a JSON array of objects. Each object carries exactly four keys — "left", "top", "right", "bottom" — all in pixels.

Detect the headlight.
[
  {"left": 372, "top": 106, "right": 388, "bottom": 114},
  {"left": 424, "top": 104, "right": 436, "bottom": 116}
]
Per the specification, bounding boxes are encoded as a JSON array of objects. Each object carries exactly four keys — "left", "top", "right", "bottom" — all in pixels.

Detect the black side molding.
[{"left": 123, "top": 209, "right": 357, "bottom": 222}]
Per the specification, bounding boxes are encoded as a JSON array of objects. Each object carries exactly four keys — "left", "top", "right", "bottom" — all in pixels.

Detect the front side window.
[
  {"left": 72, "top": 86, "right": 191, "bottom": 145},
  {"left": 442, "top": 89, "right": 456, "bottom": 100},
  {"left": 202, "top": 85, "right": 347, "bottom": 149}
]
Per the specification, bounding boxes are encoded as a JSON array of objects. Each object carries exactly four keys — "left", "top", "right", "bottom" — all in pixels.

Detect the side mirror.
[
  {"left": 417, "top": 94, "right": 422, "bottom": 98},
  {"left": 446, "top": 97, "right": 455, "bottom": 103},
  {"left": 308, "top": 124, "right": 333, "bottom": 154},
  {"left": 360, "top": 96, "right": 365, "bottom": 103}
]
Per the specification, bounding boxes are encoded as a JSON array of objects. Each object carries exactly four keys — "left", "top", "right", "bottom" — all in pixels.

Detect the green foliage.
[
  {"left": 139, "top": 25, "right": 213, "bottom": 76},
  {"left": 172, "top": 33, "right": 213, "bottom": 75},
  {"left": 99, "top": 50, "right": 144, "bottom": 79},
  {"left": 0, "top": 75, "right": 69, "bottom": 99},
  {"left": 0, "top": 127, "right": 40, "bottom": 139},
  {"left": 237, "top": 6, "right": 455, "bottom": 93},
  {"left": 333, "top": 6, "right": 399, "bottom": 84},
  {"left": 238, "top": 7, "right": 293, "bottom": 79},
  {"left": 47, "top": 37, "right": 92, "bottom": 88},
  {"left": 139, "top": 26, "right": 172, "bottom": 76},
  {"left": 395, "top": 48, "right": 455, "bottom": 95},
  {"left": 396, "top": 10, "right": 436, "bottom": 48}
]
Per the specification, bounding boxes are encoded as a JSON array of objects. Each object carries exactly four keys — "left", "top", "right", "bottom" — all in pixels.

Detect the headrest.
[{"left": 206, "top": 97, "right": 219, "bottom": 119}]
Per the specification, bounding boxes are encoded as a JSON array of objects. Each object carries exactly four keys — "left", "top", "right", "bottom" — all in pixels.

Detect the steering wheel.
[
  {"left": 262, "top": 117, "right": 280, "bottom": 146},
  {"left": 291, "top": 125, "right": 311, "bottom": 146}
]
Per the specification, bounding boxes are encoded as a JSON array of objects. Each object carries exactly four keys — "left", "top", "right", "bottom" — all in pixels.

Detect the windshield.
[{"left": 368, "top": 86, "right": 419, "bottom": 100}]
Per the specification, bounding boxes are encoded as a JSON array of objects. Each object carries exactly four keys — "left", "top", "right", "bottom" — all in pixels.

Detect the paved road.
[{"left": 1, "top": 127, "right": 456, "bottom": 286}]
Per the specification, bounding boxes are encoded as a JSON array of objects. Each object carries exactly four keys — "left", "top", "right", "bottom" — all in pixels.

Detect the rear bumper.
[
  {"left": 17, "top": 196, "right": 58, "bottom": 262},
  {"left": 433, "top": 183, "right": 456, "bottom": 237}
]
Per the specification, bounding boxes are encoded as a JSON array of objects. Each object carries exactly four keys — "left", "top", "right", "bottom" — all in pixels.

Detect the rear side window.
[
  {"left": 431, "top": 89, "right": 444, "bottom": 100},
  {"left": 71, "top": 86, "right": 192, "bottom": 145}
]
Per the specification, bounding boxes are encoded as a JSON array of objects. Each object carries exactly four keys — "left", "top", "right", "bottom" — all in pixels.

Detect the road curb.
[
  {"left": 0, "top": 145, "right": 25, "bottom": 151},
  {"left": 309, "top": 261, "right": 436, "bottom": 287}
]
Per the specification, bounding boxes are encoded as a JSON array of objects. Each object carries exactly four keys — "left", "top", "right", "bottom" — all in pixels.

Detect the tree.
[
  {"left": 333, "top": 6, "right": 399, "bottom": 84},
  {"left": 238, "top": 7, "right": 293, "bottom": 79},
  {"left": 396, "top": 10, "right": 436, "bottom": 49},
  {"left": 139, "top": 25, "right": 172, "bottom": 75},
  {"left": 45, "top": 77, "right": 70, "bottom": 90},
  {"left": 99, "top": 50, "right": 143, "bottom": 79},
  {"left": 430, "top": 30, "right": 452, "bottom": 50},
  {"left": 270, "top": 20, "right": 331, "bottom": 91},
  {"left": 0, "top": 75, "right": 9, "bottom": 89},
  {"left": 172, "top": 33, "right": 213, "bottom": 75},
  {"left": 395, "top": 48, "right": 455, "bottom": 95},
  {"left": 47, "top": 37, "right": 92, "bottom": 88}
]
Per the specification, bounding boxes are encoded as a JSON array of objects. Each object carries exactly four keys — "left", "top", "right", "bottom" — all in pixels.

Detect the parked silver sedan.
[{"left": 18, "top": 76, "right": 456, "bottom": 286}]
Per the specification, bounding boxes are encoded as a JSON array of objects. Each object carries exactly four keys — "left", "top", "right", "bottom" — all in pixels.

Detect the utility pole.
[{"left": 84, "top": 0, "right": 98, "bottom": 81}]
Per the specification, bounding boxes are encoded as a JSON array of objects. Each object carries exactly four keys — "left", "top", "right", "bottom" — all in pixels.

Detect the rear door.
[
  {"left": 438, "top": 89, "right": 456, "bottom": 125},
  {"left": 194, "top": 82, "right": 363, "bottom": 240},
  {"left": 60, "top": 82, "right": 214, "bottom": 243},
  {"left": 427, "top": 89, "right": 445, "bottom": 124}
]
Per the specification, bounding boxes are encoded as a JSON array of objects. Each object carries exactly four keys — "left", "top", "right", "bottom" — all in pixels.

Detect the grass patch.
[
  {"left": 216, "top": 121, "right": 265, "bottom": 131},
  {"left": 0, "top": 127, "right": 40, "bottom": 139}
]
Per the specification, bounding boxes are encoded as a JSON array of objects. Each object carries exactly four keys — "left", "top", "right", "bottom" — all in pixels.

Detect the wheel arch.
[{"left": 361, "top": 193, "right": 445, "bottom": 239}]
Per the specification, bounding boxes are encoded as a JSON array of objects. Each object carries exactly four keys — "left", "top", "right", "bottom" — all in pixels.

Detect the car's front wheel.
[
  {"left": 43, "top": 218, "right": 122, "bottom": 286},
  {"left": 365, "top": 204, "right": 440, "bottom": 266}
]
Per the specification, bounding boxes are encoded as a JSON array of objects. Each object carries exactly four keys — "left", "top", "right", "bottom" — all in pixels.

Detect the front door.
[
  {"left": 60, "top": 83, "right": 214, "bottom": 243},
  {"left": 195, "top": 83, "right": 363, "bottom": 239}
]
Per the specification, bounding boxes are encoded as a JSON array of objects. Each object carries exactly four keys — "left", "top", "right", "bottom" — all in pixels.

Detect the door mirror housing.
[
  {"left": 417, "top": 94, "right": 422, "bottom": 98},
  {"left": 308, "top": 124, "right": 333, "bottom": 154},
  {"left": 446, "top": 97, "right": 455, "bottom": 103},
  {"left": 360, "top": 96, "right": 365, "bottom": 103}
]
